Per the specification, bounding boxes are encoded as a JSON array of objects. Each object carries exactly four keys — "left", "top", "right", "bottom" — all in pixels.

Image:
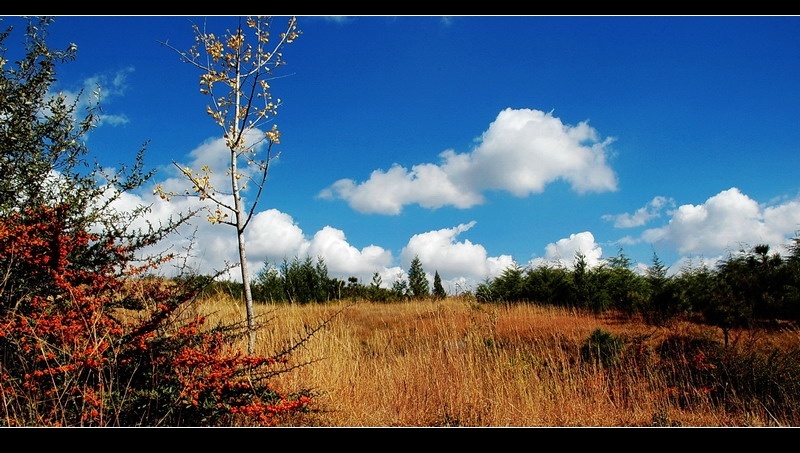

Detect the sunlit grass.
[{"left": 194, "top": 294, "right": 799, "bottom": 427}]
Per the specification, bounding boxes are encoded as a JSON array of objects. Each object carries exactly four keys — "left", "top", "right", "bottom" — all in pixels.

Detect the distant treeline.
[
  {"left": 475, "top": 241, "right": 800, "bottom": 341},
  {"left": 200, "top": 254, "right": 445, "bottom": 305},
  {"left": 198, "top": 238, "right": 800, "bottom": 340}
]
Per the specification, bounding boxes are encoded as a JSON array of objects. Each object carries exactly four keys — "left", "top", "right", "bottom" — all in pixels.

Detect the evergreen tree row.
[
  {"left": 217, "top": 254, "right": 448, "bottom": 304},
  {"left": 475, "top": 240, "right": 800, "bottom": 343}
]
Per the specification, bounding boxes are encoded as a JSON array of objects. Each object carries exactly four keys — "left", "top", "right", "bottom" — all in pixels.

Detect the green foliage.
[
  {"left": 391, "top": 274, "right": 410, "bottom": 301},
  {"left": 254, "top": 256, "right": 339, "bottom": 304},
  {"left": 432, "top": 271, "right": 447, "bottom": 300},
  {"left": 603, "top": 248, "right": 649, "bottom": 316},
  {"left": 673, "top": 260, "right": 716, "bottom": 322},
  {"left": 570, "top": 252, "right": 592, "bottom": 308},
  {"left": 466, "top": 236, "right": 800, "bottom": 336},
  {"left": 523, "top": 264, "right": 573, "bottom": 306},
  {"left": 407, "top": 255, "right": 430, "bottom": 300},
  {"left": 570, "top": 252, "right": 616, "bottom": 312},
  {"left": 783, "top": 236, "right": 800, "bottom": 321},
  {"left": 580, "top": 328, "right": 623, "bottom": 369},
  {"left": 709, "top": 247, "right": 768, "bottom": 332},
  {"left": 492, "top": 263, "right": 526, "bottom": 302},
  {"left": 474, "top": 279, "right": 493, "bottom": 303},
  {"left": 0, "top": 17, "right": 92, "bottom": 215},
  {"left": 0, "top": 16, "right": 182, "bottom": 314},
  {"left": 252, "top": 262, "right": 284, "bottom": 302},
  {"left": 345, "top": 276, "right": 366, "bottom": 300},
  {"left": 368, "top": 272, "right": 391, "bottom": 303},
  {"left": 719, "top": 244, "right": 786, "bottom": 321}
]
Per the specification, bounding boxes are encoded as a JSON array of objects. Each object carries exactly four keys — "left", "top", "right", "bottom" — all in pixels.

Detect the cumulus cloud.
[
  {"left": 307, "top": 226, "right": 394, "bottom": 277},
  {"left": 318, "top": 107, "right": 618, "bottom": 214},
  {"left": 641, "top": 187, "right": 800, "bottom": 257},
  {"left": 528, "top": 231, "right": 604, "bottom": 270},
  {"left": 603, "top": 196, "right": 675, "bottom": 228},
  {"left": 183, "top": 128, "right": 269, "bottom": 189},
  {"left": 318, "top": 164, "right": 481, "bottom": 215},
  {"left": 400, "top": 221, "right": 515, "bottom": 294},
  {"left": 246, "top": 209, "right": 308, "bottom": 259},
  {"left": 112, "top": 112, "right": 615, "bottom": 293},
  {"left": 402, "top": 222, "right": 513, "bottom": 277}
]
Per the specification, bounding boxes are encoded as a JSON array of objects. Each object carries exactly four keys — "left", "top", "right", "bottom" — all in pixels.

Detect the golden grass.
[{"left": 194, "top": 295, "right": 798, "bottom": 427}]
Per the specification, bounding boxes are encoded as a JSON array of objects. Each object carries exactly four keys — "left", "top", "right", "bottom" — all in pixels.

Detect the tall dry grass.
[{"left": 194, "top": 294, "right": 796, "bottom": 427}]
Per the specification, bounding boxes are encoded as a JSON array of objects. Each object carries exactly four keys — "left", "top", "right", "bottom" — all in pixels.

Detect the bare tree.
[{"left": 157, "top": 16, "right": 301, "bottom": 354}]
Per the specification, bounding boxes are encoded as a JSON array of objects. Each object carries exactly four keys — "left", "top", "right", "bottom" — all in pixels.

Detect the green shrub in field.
[{"left": 580, "top": 328, "right": 623, "bottom": 369}]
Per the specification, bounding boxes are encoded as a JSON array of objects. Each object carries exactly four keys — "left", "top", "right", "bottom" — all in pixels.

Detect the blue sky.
[{"left": 6, "top": 15, "right": 800, "bottom": 294}]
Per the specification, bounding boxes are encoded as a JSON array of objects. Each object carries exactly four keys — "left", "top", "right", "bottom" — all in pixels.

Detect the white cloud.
[
  {"left": 246, "top": 209, "right": 308, "bottom": 259},
  {"left": 319, "top": 107, "right": 618, "bottom": 214},
  {"left": 318, "top": 163, "right": 482, "bottom": 215},
  {"left": 603, "top": 195, "right": 675, "bottom": 228},
  {"left": 400, "top": 222, "right": 515, "bottom": 292},
  {"left": 763, "top": 199, "right": 800, "bottom": 236},
  {"left": 152, "top": 127, "right": 276, "bottom": 231},
  {"left": 641, "top": 187, "right": 800, "bottom": 257},
  {"left": 528, "top": 231, "right": 604, "bottom": 270},
  {"left": 463, "top": 108, "right": 618, "bottom": 196},
  {"left": 307, "top": 226, "right": 394, "bottom": 277},
  {"left": 110, "top": 130, "right": 411, "bottom": 285}
]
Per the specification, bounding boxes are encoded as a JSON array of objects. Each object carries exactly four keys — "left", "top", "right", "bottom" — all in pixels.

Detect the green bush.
[{"left": 580, "top": 328, "right": 623, "bottom": 369}]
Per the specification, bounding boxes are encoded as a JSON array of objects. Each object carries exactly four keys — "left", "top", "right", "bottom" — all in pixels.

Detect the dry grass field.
[{"left": 194, "top": 294, "right": 800, "bottom": 427}]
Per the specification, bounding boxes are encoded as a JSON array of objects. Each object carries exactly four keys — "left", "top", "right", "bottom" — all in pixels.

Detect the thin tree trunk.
[
  {"left": 231, "top": 64, "right": 256, "bottom": 355},
  {"left": 231, "top": 147, "right": 256, "bottom": 355},
  {"left": 238, "top": 221, "right": 256, "bottom": 355}
]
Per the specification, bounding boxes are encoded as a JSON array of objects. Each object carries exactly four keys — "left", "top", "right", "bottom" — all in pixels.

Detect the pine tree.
[
  {"left": 369, "top": 272, "right": 388, "bottom": 302},
  {"left": 408, "top": 255, "right": 430, "bottom": 300},
  {"left": 432, "top": 271, "right": 447, "bottom": 300}
]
